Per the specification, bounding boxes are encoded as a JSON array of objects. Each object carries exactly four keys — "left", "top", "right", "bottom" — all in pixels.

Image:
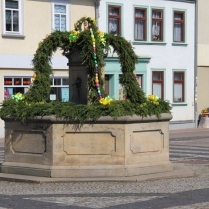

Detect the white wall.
[{"left": 99, "top": 0, "right": 195, "bottom": 122}]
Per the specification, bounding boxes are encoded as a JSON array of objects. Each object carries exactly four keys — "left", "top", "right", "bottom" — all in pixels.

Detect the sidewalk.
[{"left": 169, "top": 127, "right": 209, "bottom": 139}]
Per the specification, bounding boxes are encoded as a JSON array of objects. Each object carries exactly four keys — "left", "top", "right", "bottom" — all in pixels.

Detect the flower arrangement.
[{"left": 201, "top": 108, "right": 209, "bottom": 117}]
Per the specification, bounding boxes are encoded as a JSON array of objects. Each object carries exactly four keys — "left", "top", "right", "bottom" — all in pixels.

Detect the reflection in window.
[{"left": 5, "top": 0, "right": 19, "bottom": 32}]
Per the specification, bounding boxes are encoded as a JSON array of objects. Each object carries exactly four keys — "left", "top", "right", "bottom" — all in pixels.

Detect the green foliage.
[
  {"left": 0, "top": 99, "right": 171, "bottom": 124},
  {"left": 0, "top": 17, "right": 172, "bottom": 123}
]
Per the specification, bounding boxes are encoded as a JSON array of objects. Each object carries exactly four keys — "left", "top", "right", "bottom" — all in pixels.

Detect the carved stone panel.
[
  {"left": 11, "top": 130, "right": 46, "bottom": 154},
  {"left": 63, "top": 132, "right": 116, "bottom": 155},
  {"left": 130, "top": 130, "right": 164, "bottom": 153}
]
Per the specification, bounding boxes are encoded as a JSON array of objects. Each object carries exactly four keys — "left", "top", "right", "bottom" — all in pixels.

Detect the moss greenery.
[{"left": 0, "top": 17, "right": 171, "bottom": 123}]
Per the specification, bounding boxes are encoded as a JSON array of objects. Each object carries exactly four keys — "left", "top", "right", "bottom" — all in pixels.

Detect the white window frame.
[
  {"left": 51, "top": 0, "right": 69, "bottom": 32},
  {"left": 2, "top": 0, "right": 24, "bottom": 37}
]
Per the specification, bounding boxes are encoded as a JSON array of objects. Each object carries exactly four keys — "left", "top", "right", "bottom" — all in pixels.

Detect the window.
[
  {"left": 52, "top": 1, "right": 69, "bottom": 32},
  {"left": 4, "top": 77, "right": 31, "bottom": 100},
  {"left": 2, "top": 0, "right": 23, "bottom": 35},
  {"left": 173, "top": 72, "right": 184, "bottom": 102},
  {"left": 173, "top": 11, "right": 185, "bottom": 42},
  {"left": 108, "top": 5, "right": 121, "bottom": 35},
  {"left": 134, "top": 8, "right": 147, "bottom": 41},
  {"left": 152, "top": 71, "right": 164, "bottom": 99},
  {"left": 135, "top": 74, "right": 143, "bottom": 88},
  {"left": 152, "top": 9, "right": 163, "bottom": 41},
  {"left": 104, "top": 75, "right": 110, "bottom": 95},
  {"left": 50, "top": 77, "right": 69, "bottom": 101},
  {"left": 3, "top": 76, "right": 69, "bottom": 102}
]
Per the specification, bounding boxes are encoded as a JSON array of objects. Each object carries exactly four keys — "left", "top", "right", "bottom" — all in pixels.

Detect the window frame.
[
  {"left": 173, "top": 10, "right": 185, "bottom": 43},
  {"left": 134, "top": 8, "right": 147, "bottom": 41},
  {"left": 108, "top": 5, "right": 121, "bottom": 36},
  {"left": 173, "top": 71, "right": 185, "bottom": 103},
  {"left": 2, "top": 0, "right": 24, "bottom": 36},
  {"left": 51, "top": 0, "right": 69, "bottom": 32},
  {"left": 151, "top": 9, "right": 164, "bottom": 42},
  {"left": 152, "top": 71, "right": 164, "bottom": 100}
]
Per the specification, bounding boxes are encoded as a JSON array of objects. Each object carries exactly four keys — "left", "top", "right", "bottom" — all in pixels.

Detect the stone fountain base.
[{"left": 1, "top": 114, "right": 173, "bottom": 178}]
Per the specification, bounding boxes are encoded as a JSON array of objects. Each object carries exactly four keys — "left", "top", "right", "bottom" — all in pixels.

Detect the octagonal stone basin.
[{"left": 1, "top": 113, "right": 173, "bottom": 178}]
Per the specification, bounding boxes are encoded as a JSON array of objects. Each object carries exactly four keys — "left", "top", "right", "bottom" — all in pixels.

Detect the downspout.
[
  {"left": 194, "top": 0, "right": 198, "bottom": 127},
  {"left": 95, "top": 0, "right": 101, "bottom": 27}
]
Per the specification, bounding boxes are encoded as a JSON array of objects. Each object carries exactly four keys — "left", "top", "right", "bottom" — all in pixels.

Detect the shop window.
[{"left": 3, "top": 76, "right": 69, "bottom": 102}]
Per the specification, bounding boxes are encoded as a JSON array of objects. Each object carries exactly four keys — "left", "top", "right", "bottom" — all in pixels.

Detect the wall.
[{"left": 197, "top": 0, "right": 209, "bottom": 117}]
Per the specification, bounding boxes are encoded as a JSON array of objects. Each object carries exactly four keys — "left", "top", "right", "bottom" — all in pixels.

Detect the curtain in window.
[
  {"left": 109, "top": 18, "right": 118, "bottom": 34},
  {"left": 54, "top": 14, "right": 60, "bottom": 31},
  {"left": 54, "top": 5, "right": 66, "bottom": 31},
  {"left": 135, "top": 20, "right": 144, "bottom": 40},
  {"left": 152, "top": 12, "right": 161, "bottom": 40},
  {"left": 174, "top": 23, "right": 182, "bottom": 41},
  {"left": 174, "top": 83, "right": 183, "bottom": 101},
  {"left": 174, "top": 14, "right": 183, "bottom": 42},
  {"left": 135, "top": 11, "right": 144, "bottom": 40},
  {"left": 109, "top": 8, "right": 119, "bottom": 15},
  {"left": 55, "top": 5, "right": 66, "bottom": 13},
  {"left": 60, "top": 15, "right": 66, "bottom": 31},
  {"left": 152, "top": 22, "right": 160, "bottom": 37},
  {"left": 153, "top": 83, "right": 162, "bottom": 99}
]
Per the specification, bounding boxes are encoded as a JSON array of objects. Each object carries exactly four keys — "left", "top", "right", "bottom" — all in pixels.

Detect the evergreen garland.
[{"left": 0, "top": 17, "right": 172, "bottom": 123}]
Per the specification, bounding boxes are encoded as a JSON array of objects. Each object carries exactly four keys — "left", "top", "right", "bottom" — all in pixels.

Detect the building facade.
[
  {"left": 98, "top": 0, "right": 196, "bottom": 129},
  {"left": 196, "top": 0, "right": 209, "bottom": 122},
  {"left": 0, "top": 0, "right": 97, "bottom": 137}
]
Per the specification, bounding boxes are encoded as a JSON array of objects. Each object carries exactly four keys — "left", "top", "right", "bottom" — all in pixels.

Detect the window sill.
[
  {"left": 2, "top": 34, "right": 25, "bottom": 39},
  {"left": 132, "top": 41, "right": 167, "bottom": 45},
  {"left": 149, "top": 42, "right": 167, "bottom": 45},
  {"left": 132, "top": 41, "right": 149, "bottom": 45},
  {"left": 172, "top": 102, "right": 187, "bottom": 106},
  {"left": 172, "top": 42, "right": 188, "bottom": 46}
]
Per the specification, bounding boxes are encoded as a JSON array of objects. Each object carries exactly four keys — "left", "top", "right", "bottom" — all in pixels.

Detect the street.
[{"left": 0, "top": 128, "right": 209, "bottom": 209}]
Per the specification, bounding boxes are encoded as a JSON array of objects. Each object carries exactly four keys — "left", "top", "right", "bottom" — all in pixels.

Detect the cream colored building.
[
  {"left": 0, "top": 0, "right": 98, "bottom": 137},
  {"left": 197, "top": 0, "right": 209, "bottom": 121}
]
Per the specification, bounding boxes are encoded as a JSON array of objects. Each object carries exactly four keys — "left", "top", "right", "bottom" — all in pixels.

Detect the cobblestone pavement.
[
  {"left": 0, "top": 164, "right": 209, "bottom": 208},
  {"left": 0, "top": 130, "right": 209, "bottom": 208}
]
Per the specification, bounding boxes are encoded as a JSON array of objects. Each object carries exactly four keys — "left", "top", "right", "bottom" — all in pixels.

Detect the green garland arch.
[
  {"left": 25, "top": 16, "right": 145, "bottom": 104},
  {"left": 0, "top": 17, "right": 171, "bottom": 123}
]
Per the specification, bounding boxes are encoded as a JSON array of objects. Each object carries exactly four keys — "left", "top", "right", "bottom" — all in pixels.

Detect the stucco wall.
[
  {"left": 197, "top": 0, "right": 209, "bottom": 66},
  {"left": 197, "top": 67, "right": 209, "bottom": 115},
  {"left": 0, "top": 0, "right": 95, "bottom": 55}
]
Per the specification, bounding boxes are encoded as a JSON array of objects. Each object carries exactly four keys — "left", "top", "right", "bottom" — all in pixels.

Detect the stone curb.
[{"left": 0, "top": 163, "right": 195, "bottom": 184}]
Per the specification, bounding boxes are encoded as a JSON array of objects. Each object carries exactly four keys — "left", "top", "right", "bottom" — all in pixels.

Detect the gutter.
[
  {"left": 95, "top": 0, "right": 101, "bottom": 27},
  {"left": 194, "top": 0, "right": 198, "bottom": 127}
]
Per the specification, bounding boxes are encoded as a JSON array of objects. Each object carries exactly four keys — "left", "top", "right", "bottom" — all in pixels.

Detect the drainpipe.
[
  {"left": 95, "top": 0, "right": 101, "bottom": 27},
  {"left": 194, "top": 0, "right": 198, "bottom": 127}
]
